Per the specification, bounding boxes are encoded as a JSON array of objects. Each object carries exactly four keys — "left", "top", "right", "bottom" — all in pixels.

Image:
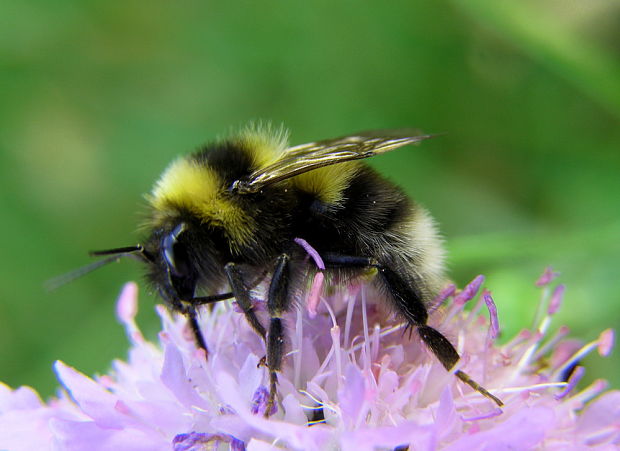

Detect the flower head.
[{"left": 1, "top": 269, "right": 618, "bottom": 450}]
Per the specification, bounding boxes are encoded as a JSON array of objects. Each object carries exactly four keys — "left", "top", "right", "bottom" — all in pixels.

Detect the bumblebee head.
[
  {"left": 139, "top": 217, "right": 229, "bottom": 307},
  {"left": 156, "top": 222, "right": 197, "bottom": 301}
]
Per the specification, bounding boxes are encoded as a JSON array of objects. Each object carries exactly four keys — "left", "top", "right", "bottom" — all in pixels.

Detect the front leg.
[
  {"left": 225, "top": 262, "right": 267, "bottom": 340},
  {"left": 186, "top": 306, "right": 208, "bottom": 356},
  {"left": 171, "top": 293, "right": 235, "bottom": 358}
]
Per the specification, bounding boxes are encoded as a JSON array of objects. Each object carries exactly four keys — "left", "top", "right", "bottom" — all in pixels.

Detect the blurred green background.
[{"left": 1, "top": 0, "right": 619, "bottom": 398}]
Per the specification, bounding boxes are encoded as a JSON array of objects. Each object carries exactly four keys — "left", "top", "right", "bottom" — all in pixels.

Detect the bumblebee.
[{"left": 76, "top": 125, "right": 502, "bottom": 413}]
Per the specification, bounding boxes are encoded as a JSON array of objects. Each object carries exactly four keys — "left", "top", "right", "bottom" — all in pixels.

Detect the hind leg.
[{"left": 322, "top": 253, "right": 503, "bottom": 406}]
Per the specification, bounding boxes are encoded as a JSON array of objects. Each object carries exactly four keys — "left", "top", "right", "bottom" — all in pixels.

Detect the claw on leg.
[
  {"left": 257, "top": 355, "right": 267, "bottom": 368},
  {"left": 264, "top": 372, "right": 278, "bottom": 418}
]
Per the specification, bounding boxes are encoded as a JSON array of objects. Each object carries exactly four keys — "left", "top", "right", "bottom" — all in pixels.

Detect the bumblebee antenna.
[
  {"left": 89, "top": 245, "right": 148, "bottom": 257},
  {"left": 45, "top": 245, "right": 151, "bottom": 292}
]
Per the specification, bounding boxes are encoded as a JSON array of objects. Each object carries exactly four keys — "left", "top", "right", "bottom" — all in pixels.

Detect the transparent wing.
[{"left": 231, "top": 130, "right": 436, "bottom": 194}]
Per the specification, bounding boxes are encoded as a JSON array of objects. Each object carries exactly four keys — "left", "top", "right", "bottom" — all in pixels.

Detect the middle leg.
[
  {"left": 225, "top": 262, "right": 267, "bottom": 340},
  {"left": 265, "top": 253, "right": 292, "bottom": 417}
]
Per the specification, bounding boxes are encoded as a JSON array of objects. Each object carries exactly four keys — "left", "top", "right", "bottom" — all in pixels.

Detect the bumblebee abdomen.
[
  {"left": 294, "top": 165, "right": 408, "bottom": 249},
  {"left": 294, "top": 164, "right": 445, "bottom": 299}
]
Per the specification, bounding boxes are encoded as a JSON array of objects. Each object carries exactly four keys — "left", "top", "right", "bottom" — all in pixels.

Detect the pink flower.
[{"left": 1, "top": 270, "right": 618, "bottom": 450}]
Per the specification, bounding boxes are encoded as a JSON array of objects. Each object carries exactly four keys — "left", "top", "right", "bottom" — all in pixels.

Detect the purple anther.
[
  {"left": 461, "top": 407, "right": 503, "bottom": 421},
  {"left": 434, "top": 283, "right": 456, "bottom": 307},
  {"left": 535, "top": 267, "right": 560, "bottom": 287},
  {"left": 483, "top": 289, "right": 500, "bottom": 340},
  {"left": 547, "top": 284, "right": 565, "bottom": 315},
  {"left": 307, "top": 272, "right": 325, "bottom": 318},
  {"left": 554, "top": 366, "right": 585, "bottom": 400},
  {"left": 598, "top": 329, "right": 615, "bottom": 357},
  {"left": 454, "top": 275, "right": 485, "bottom": 305},
  {"left": 294, "top": 237, "right": 325, "bottom": 270}
]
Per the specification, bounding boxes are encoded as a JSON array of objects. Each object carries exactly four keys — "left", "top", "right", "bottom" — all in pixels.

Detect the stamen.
[
  {"left": 314, "top": 345, "right": 335, "bottom": 381},
  {"left": 461, "top": 407, "right": 503, "bottom": 421},
  {"left": 371, "top": 323, "right": 381, "bottom": 362},
  {"left": 582, "top": 427, "right": 620, "bottom": 447},
  {"left": 299, "top": 403, "right": 325, "bottom": 410},
  {"left": 498, "top": 381, "right": 567, "bottom": 394},
  {"left": 535, "top": 266, "right": 560, "bottom": 287},
  {"left": 483, "top": 290, "right": 500, "bottom": 340},
  {"left": 429, "top": 283, "right": 456, "bottom": 314},
  {"left": 454, "top": 275, "right": 485, "bottom": 305},
  {"left": 443, "top": 278, "right": 483, "bottom": 327},
  {"left": 294, "top": 238, "right": 326, "bottom": 317},
  {"left": 294, "top": 238, "right": 325, "bottom": 270},
  {"left": 348, "top": 322, "right": 408, "bottom": 354},
  {"left": 566, "top": 379, "right": 608, "bottom": 408},
  {"left": 597, "top": 329, "right": 615, "bottom": 357},
  {"left": 331, "top": 325, "right": 343, "bottom": 388},
  {"left": 361, "top": 285, "right": 371, "bottom": 372},
  {"left": 547, "top": 284, "right": 565, "bottom": 315},
  {"left": 294, "top": 307, "right": 303, "bottom": 388},
  {"left": 461, "top": 291, "right": 485, "bottom": 330},
  {"left": 509, "top": 328, "right": 547, "bottom": 385},
  {"left": 307, "top": 420, "right": 327, "bottom": 426},
  {"left": 537, "top": 314, "right": 552, "bottom": 336},
  {"left": 298, "top": 390, "right": 338, "bottom": 415},
  {"left": 307, "top": 272, "right": 324, "bottom": 318},
  {"left": 343, "top": 286, "right": 358, "bottom": 348},
  {"left": 531, "top": 270, "right": 559, "bottom": 327},
  {"left": 534, "top": 325, "right": 570, "bottom": 360},
  {"left": 553, "top": 337, "right": 610, "bottom": 381},
  {"left": 554, "top": 366, "right": 585, "bottom": 400},
  {"left": 503, "top": 329, "right": 532, "bottom": 349},
  {"left": 313, "top": 298, "right": 341, "bottom": 379},
  {"left": 481, "top": 289, "right": 499, "bottom": 383},
  {"left": 322, "top": 296, "right": 338, "bottom": 328}
]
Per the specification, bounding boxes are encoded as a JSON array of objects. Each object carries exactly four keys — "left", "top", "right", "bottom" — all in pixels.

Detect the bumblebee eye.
[{"left": 162, "top": 223, "right": 189, "bottom": 277}]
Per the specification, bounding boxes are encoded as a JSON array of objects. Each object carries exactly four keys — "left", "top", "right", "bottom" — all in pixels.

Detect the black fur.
[{"left": 138, "top": 135, "right": 503, "bottom": 413}]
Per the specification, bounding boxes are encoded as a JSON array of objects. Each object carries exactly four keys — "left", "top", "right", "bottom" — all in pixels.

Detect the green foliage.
[{"left": 1, "top": 0, "right": 618, "bottom": 397}]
